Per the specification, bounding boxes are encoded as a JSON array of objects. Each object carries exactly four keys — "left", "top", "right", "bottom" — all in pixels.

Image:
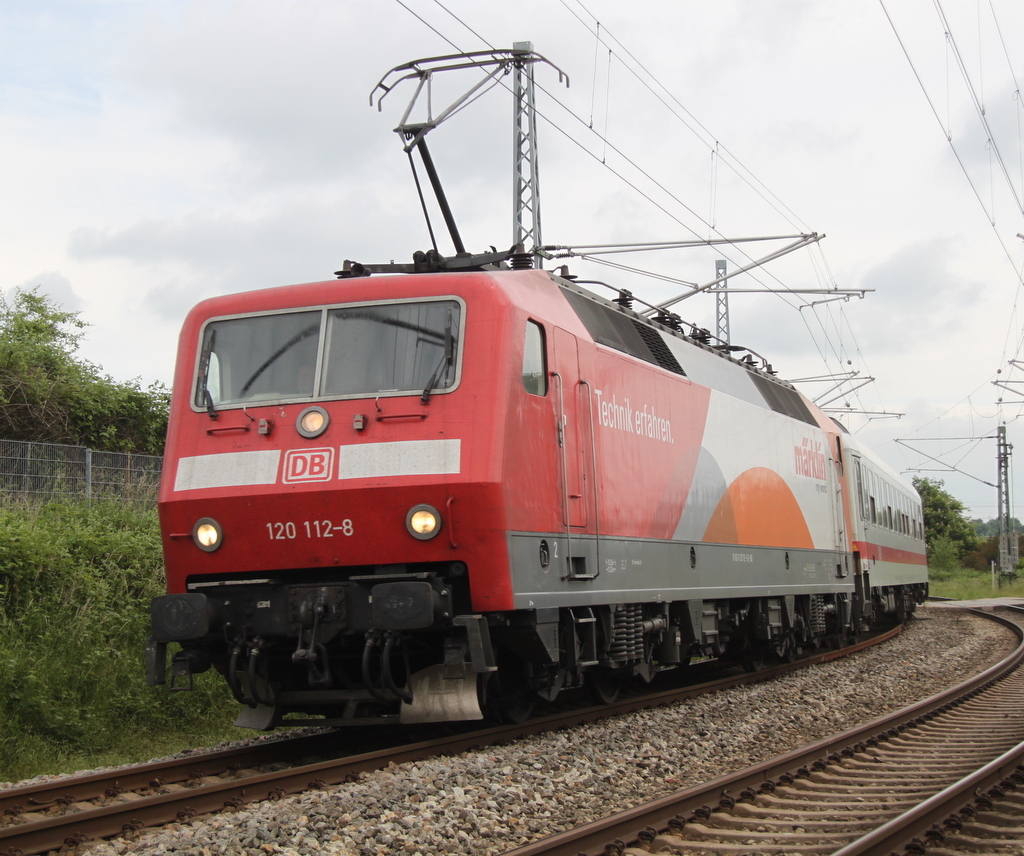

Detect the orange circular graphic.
[{"left": 702, "top": 467, "right": 814, "bottom": 548}]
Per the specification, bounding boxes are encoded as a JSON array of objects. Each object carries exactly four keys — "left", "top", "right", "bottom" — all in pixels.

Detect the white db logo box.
[{"left": 282, "top": 448, "right": 335, "bottom": 483}]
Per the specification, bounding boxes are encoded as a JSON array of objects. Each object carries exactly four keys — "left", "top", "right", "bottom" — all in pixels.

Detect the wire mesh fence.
[{"left": 0, "top": 439, "right": 162, "bottom": 503}]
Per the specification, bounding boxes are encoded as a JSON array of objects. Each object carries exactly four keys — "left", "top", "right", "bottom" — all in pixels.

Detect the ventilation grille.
[
  {"left": 631, "top": 321, "right": 685, "bottom": 375},
  {"left": 750, "top": 373, "right": 817, "bottom": 426},
  {"left": 560, "top": 288, "right": 685, "bottom": 376}
]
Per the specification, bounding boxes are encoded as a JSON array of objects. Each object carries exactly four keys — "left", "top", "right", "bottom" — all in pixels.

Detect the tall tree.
[
  {"left": 0, "top": 288, "right": 169, "bottom": 454},
  {"left": 912, "top": 476, "right": 980, "bottom": 558}
]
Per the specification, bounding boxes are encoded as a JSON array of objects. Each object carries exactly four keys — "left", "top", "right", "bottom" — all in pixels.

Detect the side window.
[
  {"left": 522, "top": 320, "right": 548, "bottom": 396},
  {"left": 854, "top": 460, "right": 866, "bottom": 520},
  {"left": 206, "top": 352, "right": 222, "bottom": 403}
]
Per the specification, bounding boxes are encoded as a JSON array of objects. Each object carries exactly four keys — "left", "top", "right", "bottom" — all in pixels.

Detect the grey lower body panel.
[{"left": 508, "top": 531, "right": 853, "bottom": 610}]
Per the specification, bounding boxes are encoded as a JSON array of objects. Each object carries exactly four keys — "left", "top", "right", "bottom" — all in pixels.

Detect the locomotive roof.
[{"left": 551, "top": 272, "right": 819, "bottom": 428}]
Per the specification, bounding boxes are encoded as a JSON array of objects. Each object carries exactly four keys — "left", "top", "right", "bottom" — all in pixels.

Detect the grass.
[
  {"left": 0, "top": 498, "right": 245, "bottom": 784},
  {"left": 927, "top": 563, "right": 1024, "bottom": 600}
]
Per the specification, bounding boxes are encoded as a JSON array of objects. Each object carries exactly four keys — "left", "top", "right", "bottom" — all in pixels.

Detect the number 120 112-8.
[{"left": 266, "top": 519, "right": 354, "bottom": 540}]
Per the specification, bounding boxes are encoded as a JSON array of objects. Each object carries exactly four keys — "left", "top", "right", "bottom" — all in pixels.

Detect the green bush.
[
  {"left": 0, "top": 499, "right": 243, "bottom": 782},
  {"left": 913, "top": 476, "right": 980, "bottom": 558},
  {"left": 926, "top": 534, "right": 963, "bottom": 581},
  {"left": 0, "top": 288, "right": 169, "bottom": 455}
]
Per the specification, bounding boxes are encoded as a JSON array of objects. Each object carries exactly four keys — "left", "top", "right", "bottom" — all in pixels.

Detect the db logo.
[{"left": 282, "top": 448, "right": 334, "bottom": 484}]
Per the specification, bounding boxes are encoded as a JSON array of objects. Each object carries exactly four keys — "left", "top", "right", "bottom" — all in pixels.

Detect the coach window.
[
  {"left": 854, "top": 460, "right": 867, "bottom": 520},
  {"left": 523, "top": 321, "right": 547, "bottom": 395}
]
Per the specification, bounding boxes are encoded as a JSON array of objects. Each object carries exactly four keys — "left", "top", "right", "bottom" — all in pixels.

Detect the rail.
[
  {"left": 0, "top": 625, "right": 905, "bottom": 856},
  {"left": 499, "top": 606, "right": 1024, "bottom": 856}
]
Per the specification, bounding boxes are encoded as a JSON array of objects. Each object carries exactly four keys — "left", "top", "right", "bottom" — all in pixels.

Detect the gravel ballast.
[{"left": 65, "top": 606, "right": 1018, "bottom": 856}]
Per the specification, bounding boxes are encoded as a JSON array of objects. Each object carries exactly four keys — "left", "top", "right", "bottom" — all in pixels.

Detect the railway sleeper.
[
  {"left": 699, "top": 813, "right": 878, "bottom": 833},
  {"left": 736, "top": 800, "right": 901, "bottom": 820},
  {"left": 767, "top": 785, "right": 923, "bottom": 805}
]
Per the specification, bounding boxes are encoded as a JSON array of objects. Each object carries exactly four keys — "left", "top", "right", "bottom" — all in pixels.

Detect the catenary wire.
[
  {"left": 394, "top": 0, "right": 883, "bottom": 418},
  {"left": 560, "top": 0, "right": 815, "bottom": 235},
  {"left": 881, "top": 0, "right": 1024, "bottom": 465},
  {"left": 398, "top": 0, "right": 826, "bottom": 307}
]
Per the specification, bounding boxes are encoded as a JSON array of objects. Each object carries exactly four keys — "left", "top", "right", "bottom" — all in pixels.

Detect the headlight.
[
  {"left": 192, "top": 517, "right": 223, "bottom": 552},
  {"left": 297, "top": 406, "right": 330, "bottom": 438},
  {"left": 406, "top": 504, "right": 442, "bottom": 540}
]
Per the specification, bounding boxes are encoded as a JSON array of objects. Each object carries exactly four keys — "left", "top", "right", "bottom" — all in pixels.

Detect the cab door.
[
  {"left": 552, "top": 328, "right": 587, "bottom": 528},
  {"left": 828, "top": 436, "right": 849, "bottom": 577},
  {"left": 552, "top": 328, "right": 599, "bottom": 580}
]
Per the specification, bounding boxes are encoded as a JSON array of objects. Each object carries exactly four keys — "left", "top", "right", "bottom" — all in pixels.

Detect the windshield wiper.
[
  {"left": 421, "top": 308, "right": 455, "bottom": 403},
  {"left": 198, "top": 329, "right": 218, "bottom": 420}
]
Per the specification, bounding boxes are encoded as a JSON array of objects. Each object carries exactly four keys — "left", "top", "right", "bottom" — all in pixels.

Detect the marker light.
[
  {"left": 406, "top": 504, "right": 442, "bottom": 540},
  {"left": 192, "top": 518, "right": 223, "bottom": 552},
  {"left": 297, "top": 406, "right": 330, "bottom": 438}
]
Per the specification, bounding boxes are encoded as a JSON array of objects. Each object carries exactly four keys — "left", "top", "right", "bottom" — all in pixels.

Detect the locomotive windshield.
[
  {"left": 321, "top": 302, "right": 458, "bottom": 397},
  {"left": 194, "top": 300, "right": 461, "bottom": 409}
]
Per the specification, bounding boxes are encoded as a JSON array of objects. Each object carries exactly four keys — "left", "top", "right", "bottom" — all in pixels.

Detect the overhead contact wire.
[
  {"left": 395, "top": 0, "right": 868, "bottom": 411},
  {"left": 396, "top": 0, "right": 827, "bottom": 307},
  {"left": 561, "top": 0, "right": 814, "bottom": 235}
]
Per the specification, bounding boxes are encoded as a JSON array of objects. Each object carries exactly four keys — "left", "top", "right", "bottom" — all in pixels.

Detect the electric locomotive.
[{"left": 146, "top": 250, "right": 927, "bottom": 728}]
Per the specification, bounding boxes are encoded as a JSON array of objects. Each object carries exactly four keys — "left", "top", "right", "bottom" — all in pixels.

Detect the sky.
[{"left": 3, "top": 0, "right": 1024, "bottom": 520}]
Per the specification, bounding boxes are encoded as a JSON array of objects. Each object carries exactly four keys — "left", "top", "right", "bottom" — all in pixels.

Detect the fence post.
[{"left": 85, "top": 448, "right": 92, "bottom": 500}]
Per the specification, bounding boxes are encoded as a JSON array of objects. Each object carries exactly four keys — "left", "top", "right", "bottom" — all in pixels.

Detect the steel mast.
[
  {"left": 512, "top": 41, "right": 542, "bottom": 266},
  {"left": 713, "top": 259, "right": 730, "bottom": 344},
  {"left": 997, "top": 423, "right": 1018, "bottom": 581}
]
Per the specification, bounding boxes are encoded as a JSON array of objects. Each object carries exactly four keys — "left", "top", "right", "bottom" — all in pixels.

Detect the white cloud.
[{"left": 8, "top": 271, "right": 83, "bottom": 313}]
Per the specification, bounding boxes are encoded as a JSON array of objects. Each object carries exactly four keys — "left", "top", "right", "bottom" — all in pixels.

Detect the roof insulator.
[
  {"left": 614, "top": 289, "right": 634, "bottom": 309},
  {"left": 510, "top": 244, "right": 534, "bottom": 269}
]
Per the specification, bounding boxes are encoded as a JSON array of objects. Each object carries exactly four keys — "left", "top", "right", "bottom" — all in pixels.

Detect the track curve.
[
  {"left": 0, "top": 626, "right": 906, "bottom": 856},
  {"left": 501, "top": 606, "right": 1024, "bottom": 856}
]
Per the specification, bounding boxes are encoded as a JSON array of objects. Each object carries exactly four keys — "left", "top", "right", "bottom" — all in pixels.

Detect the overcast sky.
[{"left": 4, "top": 1, "right": 1024, "bottom": 520}]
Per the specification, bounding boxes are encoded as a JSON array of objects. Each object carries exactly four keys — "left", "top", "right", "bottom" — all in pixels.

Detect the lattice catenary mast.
[
  {"left": 512, "top": 41, "right": 542, "bottom": 267},
  {"left": 997, "top": 423, "right": 1018, "bottom": 580}
]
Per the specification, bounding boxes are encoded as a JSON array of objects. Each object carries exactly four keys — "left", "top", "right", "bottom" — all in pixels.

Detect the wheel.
[
  {"left": 497, "top": 689, "right": 535, "bottom": 724},
  {"left": 774, "top": 634, "right": 796, "bottom": 663},
  {"left": 484, "top": 651, "right": 535, "bottom": 724},
  {"left": 584, "top": 668, "right": 622, "bottom": 705},
  {"left": 741, "top": 644, "right": 765, "bottom": 673}
]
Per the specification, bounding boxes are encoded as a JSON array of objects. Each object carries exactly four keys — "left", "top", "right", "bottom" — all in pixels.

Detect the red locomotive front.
[{"left": 149, "top": 271, "right": 546, "bottom": 726}]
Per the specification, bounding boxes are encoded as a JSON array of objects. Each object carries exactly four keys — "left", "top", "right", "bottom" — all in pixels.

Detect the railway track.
[
  {"left": 0, "top": 626, "right": 900, "bottom": 856},
  {"left": 502, "top": 604, "right": 1024, "bottom": 856}
]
